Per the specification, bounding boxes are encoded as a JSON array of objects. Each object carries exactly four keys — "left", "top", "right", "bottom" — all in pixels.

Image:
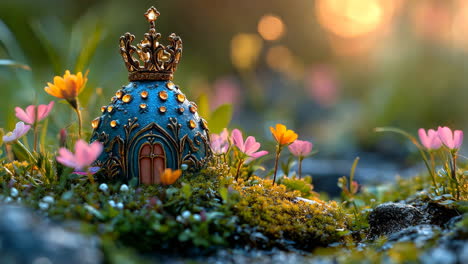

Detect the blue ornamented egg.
[
  {"left": 90, "top": 7, "right": 212, "bottom": 184},
  {"left": 90, "top": 80, "right": 211, "bottom": 184}
]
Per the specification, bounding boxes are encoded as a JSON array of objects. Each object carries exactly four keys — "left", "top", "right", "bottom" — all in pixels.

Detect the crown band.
[{"left": 129, "top": 71, "right": 173, "bottom": 81}]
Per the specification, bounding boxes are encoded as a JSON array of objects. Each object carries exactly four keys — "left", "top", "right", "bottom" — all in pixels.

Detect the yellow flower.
[
  {"left": 44, "top": 70, "right": 88, "bottom": 103},
  {"left": 270, "top": 124, "right": 298, "bottom": 146},
  {"left": 160, "top": 168, "right": 182, "bottom": 185}
]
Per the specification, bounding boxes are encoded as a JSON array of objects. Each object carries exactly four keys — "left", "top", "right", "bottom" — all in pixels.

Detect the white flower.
[
  {"left": 108, "top": 200, "right": 116, "bottom": 207},
  {"left": 39, "top": 202, "right": 49, "bottom": 210},
  {"left": 99, "top": 183, "right": 109, "bottom": 192},
  {"left": 42, "top": 196, "right": 54, "bottom": 203},
  {"left": 120, "top": 184, "right": 129, "bottom": 192},
  {"left": 176, "top": 216, "right": 183, "bottom": 222},
  {"left": 4, "top": 197, "right": 13, "bottom": 203},
  {"left": 116, "top": 202, "right": 124, "bottom": 209},
  {"left": 3, "top": 122, "right": 31, "bottom": 143},
  {"left": 181, "top": 210, "right": 191, "bottom": 219},
  {"left": 10, "top": 188, "right": 18, "bottom": 197}
]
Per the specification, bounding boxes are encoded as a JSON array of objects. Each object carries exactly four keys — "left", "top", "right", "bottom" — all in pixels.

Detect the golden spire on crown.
[{"left": 119, "top": 6, "right": 183, "bottom": 81}]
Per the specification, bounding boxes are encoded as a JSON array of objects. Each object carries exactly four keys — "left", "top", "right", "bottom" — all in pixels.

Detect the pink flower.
[
  {"left": 210, "top": 129, "right": 230, "bottom": 154},
  {"left": 231, "top": 129, "right": 268, "bottom": 159},
  {"left": 2, "top": 122, "right": 31, "bottom": 143},
  {"left": 438, "top": 126, "right": 463, "bottom": 150},
  {"left": 56, "top": 140, "right": 103, "bottom": 171},
  {"left": 15, "top": 101, "right": 54, "bottom": 124},
  {"left": 288, "top": 140, "right": 313, "bottom": 158},
  {"left": 418, "top": 128, "right": 442, "bottom": 150}
]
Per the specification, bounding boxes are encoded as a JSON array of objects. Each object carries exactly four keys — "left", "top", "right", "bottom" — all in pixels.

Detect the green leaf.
[
  {"left": 207, "top": 104, "right": 233, "bottom": 134},
  {"left": 0, "top": 59, "right": 30, "bottom": 70},
  {"left": 0, "top": 128, "right": 4, "bottom": 147},
  {"left": 197, "top": 94, "right": 210, "bottom": 119}
]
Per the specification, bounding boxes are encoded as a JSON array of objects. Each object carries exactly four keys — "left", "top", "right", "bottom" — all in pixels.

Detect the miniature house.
[{"left": 90, "top": 7, "right": 211, "bottom": 184}]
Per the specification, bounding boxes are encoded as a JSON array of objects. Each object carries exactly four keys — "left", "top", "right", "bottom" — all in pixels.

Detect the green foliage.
[{"left": 197, "top": 94, "right": 233, "bottom": 134}]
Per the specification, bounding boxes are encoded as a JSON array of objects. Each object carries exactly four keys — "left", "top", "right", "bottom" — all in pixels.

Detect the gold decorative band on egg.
[{"left": 128, "top": 71, "right": 173, "bottom": 81}]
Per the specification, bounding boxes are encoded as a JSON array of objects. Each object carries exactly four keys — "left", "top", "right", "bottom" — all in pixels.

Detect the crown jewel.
[{"left": 119, "top": 7, "right": 182, "bottom": 81}]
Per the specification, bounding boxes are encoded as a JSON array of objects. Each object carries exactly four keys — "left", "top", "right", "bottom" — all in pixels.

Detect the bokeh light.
[
  {"left": 230, "top": 33, "right": 263, "bottom": 70},
  {"left": 315, "top": 0, "right": 395, "bottom": 38},
  {"left": 257, "top": 15, "right": 285, "bottom": 41}
]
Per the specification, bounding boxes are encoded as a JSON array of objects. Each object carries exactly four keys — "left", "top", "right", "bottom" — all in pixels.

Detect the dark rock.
[
  {"left": 385, "top": 225, "right": 441, "bottom": 248},
  {"left": 368, "top": 202, "right": 423, "bottom": 239},
  {"left": 0, "top": 205, "right": 102, "bottom": 264},
  {"left": 416, "top": 202, "right": 460, "bottom": 226}
]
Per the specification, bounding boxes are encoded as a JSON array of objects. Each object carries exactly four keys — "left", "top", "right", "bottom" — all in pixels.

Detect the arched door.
[{"left": 139, "top": 142, "right": 166, "bottom": 184}]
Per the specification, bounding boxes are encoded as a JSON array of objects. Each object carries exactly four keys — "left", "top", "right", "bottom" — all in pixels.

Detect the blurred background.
[{"left": 1, "top": 0, "right": 468, "bottom": 194}]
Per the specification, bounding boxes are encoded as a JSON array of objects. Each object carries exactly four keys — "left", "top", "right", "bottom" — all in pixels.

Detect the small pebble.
[
  {"left": 181, "top": 164, "right": 189, "bottom": 170},
  {"left": 42, "top": 196, "right": 54, "bottom": 203},
  {"left": 182, "top": 210, "right": 191, "bottom": 219},
  {"left": 10, "top": 188, "right": 18, "bottom": 197},
  {"left": 39, "top": 202, "right": 49, "bottom": 210},
  {"left": 120, "top": 184, "right": 129, "bottom": 192},
  {"left": 193, "top": 214, "right": 201, "bottom": 221},
  {"left": 108, "top": 200, "right": 116, "bottom": 207},
  {"left": 99, "top": 183, "right": 109, "bottom": 192}
]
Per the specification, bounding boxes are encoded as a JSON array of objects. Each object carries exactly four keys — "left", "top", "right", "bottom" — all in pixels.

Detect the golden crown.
[{"left": 119, "top": 7, "right": 182, "bottom": 81}]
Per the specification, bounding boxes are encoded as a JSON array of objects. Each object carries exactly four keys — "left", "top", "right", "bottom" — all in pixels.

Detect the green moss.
[{"left": 231, "top": 176, "right": 348, "bottom": 249}]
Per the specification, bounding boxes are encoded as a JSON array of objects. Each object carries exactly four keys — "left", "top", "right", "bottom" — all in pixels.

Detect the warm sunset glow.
[
  {"left": 316, "top": 0, "right": 393, "bottom": 38},
  {"left": 230, "top": 33, "right": 263, "bottom": 70},
  {"left": 257, "top": 15, "right": 286, "bottom": 41}
]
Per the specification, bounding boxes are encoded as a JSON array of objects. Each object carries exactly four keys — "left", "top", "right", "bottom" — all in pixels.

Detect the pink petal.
[
  {"left": 88, "top": 141, "right": 103, "bottom": 162},
  {"left": 25, "top": 105, "right": 36, "bottom": 124},
  {"left": 37, "top": 101, "right": 54, "bottom": 122},
  {"left": 303, "top": 141, "right": 313, "bottom": 155},
  {"left": 220, "top": 128, "right": 230, "bottom": 142},
  {"left": 288, "top": 142, "right": 300, "bottom": 156},
  {"left": 438, "top": 126, "right": 454, "bottom": 149},
  {"left": 74, "top": 140, "right": 92, "bottom": 168},
  {"left": 231, "top": 129, "right": 245, "bottom": 152},
  {"left": 15, "top": 107, "right": 34, "bottom": 124},
  {"left": 13, "top": 122, "right": 31, "bottom": 139},
  {"left": 454, "top": 130, "right": 463, "bottom": 149},
  {"left": 418, "top": 128, "right": 430, "bottom": 149},
  {"left": 250, "top": 150, "right": 268, "bottom": 159},
  {"left": 57, "top": 148, "right": 79, "bottom": 169},
  {"left": 244, "top": 136, "right": 260, "bottom": 155}
]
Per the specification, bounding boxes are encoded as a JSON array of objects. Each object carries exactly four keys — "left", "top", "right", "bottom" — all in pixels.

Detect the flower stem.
[
  {"left": 298, "top": 157, "right": 303, "bottom": 179},
  {"left": 87, "top": 170, "right": 95, "bottom": 184},
  {"left": 73, "top": 101, "right": 83, "bottom": 139},
  {"left": 451, "top": 152, "right": 460, "bottom": 199},
  {"left": 272, "top": 146, "right": 282, "bottom": 185},
  {"left": 33, "top": 122, "right": 38, "bottom": 153},
  {"left": 235, "top": 159, "right": 244, "bottom": 181},
  {"left": 429, "top": 152, "right": 439, "bottom": 195}
]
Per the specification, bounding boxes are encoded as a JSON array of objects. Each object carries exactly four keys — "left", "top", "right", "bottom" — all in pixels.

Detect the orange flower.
[
  {"left": 270, "top": 124, "right": 298, "bottom": 146},
  {"left": 44, "top": 70, "right": 88, "bottom": 104},
  {"left": 160, "top": 168, "right": 182, "bottom": 185}
]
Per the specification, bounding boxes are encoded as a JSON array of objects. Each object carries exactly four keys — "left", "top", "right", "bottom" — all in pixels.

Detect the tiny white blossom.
[
  {"left": 182, "top": 210, "right": 191, "bottom": 219},
  {"left": 120, "top": 184, "right": 129, "bottom": 192},
  {"left": 43, "top": 196, "right": 54, "bottom": 203},
  {"left": 99, "top": 183, "right": 109, "bottom": 192},
  {"left": 10, "top": 188, "right": 18, "bottom": 197},
  {"left": 116, "top": 202, "right": 124, "bottom": 209},
  {"left": 108, "top": 200, "right": 116, "bottom": 207},
  {"left": 176, "top": 215, "right": 183, "bottom": 222},
  {"left": 4, "top": 197, "right": 13, "bottom": 203},
  {"left": 39, "top": 202, "right": 49, "bottom": 210}
]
